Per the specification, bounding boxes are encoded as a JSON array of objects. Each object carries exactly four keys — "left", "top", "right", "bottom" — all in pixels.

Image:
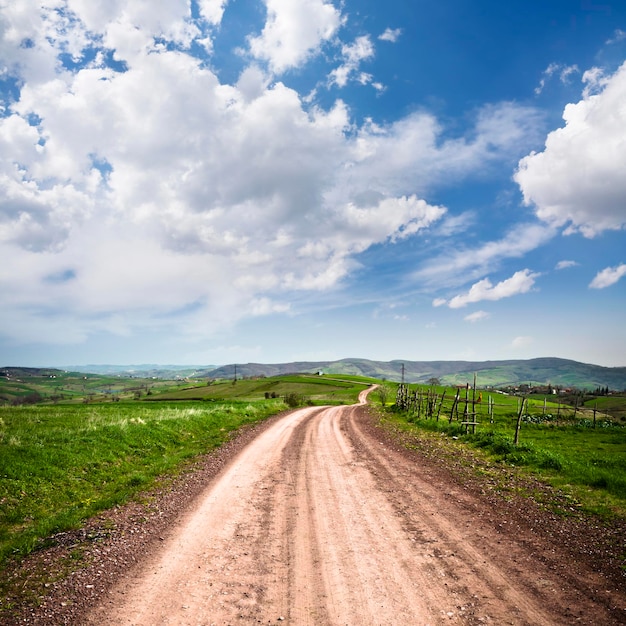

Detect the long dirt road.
[{"left": 84, "top": 388, "right": 624, "bottom": 625}]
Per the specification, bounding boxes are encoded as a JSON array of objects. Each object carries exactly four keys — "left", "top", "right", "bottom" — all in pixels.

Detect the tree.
[{"left": 376, "top": 384, "right": 392, "bottom": 407}]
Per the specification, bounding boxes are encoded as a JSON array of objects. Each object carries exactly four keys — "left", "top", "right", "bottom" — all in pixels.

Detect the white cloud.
[
  {"left": 464, "top": 310, "right": 489, "bottom": 323},
  {"left": 589, "top": 264, "right": 626, "bottom": 289},
  {"left": 197, "top": 0, "right": 229, "bottom": 25},
  {"left": 329, "top": 35, "right": 375, "bottom": 88},
  {"left": 379, "top": 28, "right": 401, "bottom": 43},
  {"left": 416, "top": 223, "right": 554, "bottom": 288},
  {"left": 0, "top": 2, "right": 551, "bottom": 350},
  {"left": 511, "top": 336, "right": 534, "bottom": 349},
  {"left": 345, "top": 103, "right": 543, "bottom": 203},
  {"left": 555, "top": 260, "right": 578, "bottom": 270},
  {"left": 248, "top": 0, "right": 342, "bottom": 73},
  {"left": 0, "top": 3, "right": 465, "bottom": 347},
  {"left": 445, "top": 270, "right": 539, "bottom": 309},
  {"left": 516, "top": 62, "right": 626, "bottom": 237},
  {"left": 606, "top": 29, "right": 626, "bottom": 45},
  {"left": 534, "top": 63, "right": 579, "bottom": 95}
]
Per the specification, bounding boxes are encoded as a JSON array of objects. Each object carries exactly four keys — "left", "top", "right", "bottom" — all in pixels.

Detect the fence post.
[
  {"left": 436, "top": 390, "right": 446, "bottom": 421},
  {"left": 514, "top": 398, "right": 526, "bottom": 446},
  {"left": 449, "top": 389, "right": 460, "bottom": 423},
  {"left": 471, "top": 373, "right": 477, "bottom": 416}
]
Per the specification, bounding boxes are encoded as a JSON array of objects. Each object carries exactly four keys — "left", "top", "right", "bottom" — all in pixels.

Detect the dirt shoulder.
[
  {"left": 370, "top": 411, "right": 626, "bottom": 592},
  {"left": 1, "top": 403, "right": 625, "bottom": 624}
]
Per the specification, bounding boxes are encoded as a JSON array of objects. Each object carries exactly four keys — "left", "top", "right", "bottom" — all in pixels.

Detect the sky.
[{"left": 1, "top": 1, "right": 625, "bottom": 369}]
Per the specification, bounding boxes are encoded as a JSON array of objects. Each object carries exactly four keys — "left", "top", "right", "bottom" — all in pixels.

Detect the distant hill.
[
  {"left": 63, "top": 364, "right": 214, "bottom": 379},
  {"left": 201, "top": 357, "right": 626, "bottom": 391},
  {"left": 5, "top": 358, "right": 625, "bottom": 391}
]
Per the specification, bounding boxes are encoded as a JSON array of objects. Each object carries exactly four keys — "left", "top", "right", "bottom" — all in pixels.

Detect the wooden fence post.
[
  {"left": 449, "top": 389, "right": 460, "bottom": 423},
  {"left": 436, "top": 390, "right": 446, "bottom": 421},
  {"left": 514, "top": 398, "right": 526, "bottom": 446},
  {"left": 463, "top": 384, "right": 469, "bottom": 421},
  {"left": 471, "top": 373, "right": 477, "bottom": 416}
]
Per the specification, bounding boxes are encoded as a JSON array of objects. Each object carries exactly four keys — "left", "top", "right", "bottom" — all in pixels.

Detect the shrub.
[
  {"left": 11, "top": 392, "right": 43, "bottom": 406},
  {"left": 284, "top": 393, "right": 305, "bottom": 408}
]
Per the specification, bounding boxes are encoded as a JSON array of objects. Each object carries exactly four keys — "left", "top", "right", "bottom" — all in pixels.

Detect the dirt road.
[{"left": 85, "top": 388, "right": 624, "bottom": 625}]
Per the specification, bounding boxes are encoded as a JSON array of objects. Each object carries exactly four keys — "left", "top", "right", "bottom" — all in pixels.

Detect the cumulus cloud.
[
  {"left": 0, "top": 1, "right": 552, "bottom": 349},
  {"left": 0, "top": 0, "right": 471, "bottom": 346},
  {"left": 197, "top": 0, "right": 230, "bottom": 25},
  {"left": 555, "top": 260, "right": 578, "bottom": 270},
  {"left": 444, "top": 270, "right": 539, "bottom": 309},
  {"left": 379, "top": 28, "right": 401, "bottom": 43},
  {"left": 589, "top": 264, "right": 626, "bottom": 289},
  {"left": 346, "top": 102, "right": 543, "bottom": 204},
  {"left": 248, "top": 0, "right": 342, "bottom": 73},
  {"left": 516, "top": 62, "right": 626, "bottom": 237},
  {"left": 464, "top": 310, "right": 489, "bottom": 323},
  {"left": 329, "top": 35, "right": 375, "bottom": 88}
]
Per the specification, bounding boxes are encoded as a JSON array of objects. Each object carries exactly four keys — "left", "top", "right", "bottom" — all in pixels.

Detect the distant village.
[{"left": 495, "top": 383, "right": 613, "bottom": 396}]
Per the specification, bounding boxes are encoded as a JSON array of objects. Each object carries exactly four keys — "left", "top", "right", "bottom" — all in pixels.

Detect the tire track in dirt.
[{"left": 86, "top": 388, "right": 624, "bottom": 625}]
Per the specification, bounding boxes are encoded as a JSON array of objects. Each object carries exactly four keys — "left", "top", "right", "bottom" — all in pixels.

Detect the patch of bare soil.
[{"left": 2, "top": 390, "right": 625, "bottom": 625}]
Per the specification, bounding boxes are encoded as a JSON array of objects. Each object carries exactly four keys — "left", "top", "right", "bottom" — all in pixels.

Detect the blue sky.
[{"left": 1, "top": 0, "right": 625, "bottom": 368}]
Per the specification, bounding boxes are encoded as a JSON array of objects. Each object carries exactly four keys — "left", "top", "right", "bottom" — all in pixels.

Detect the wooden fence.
[{"left": 394, "top": 380, "right": 620, "bottom": 433}]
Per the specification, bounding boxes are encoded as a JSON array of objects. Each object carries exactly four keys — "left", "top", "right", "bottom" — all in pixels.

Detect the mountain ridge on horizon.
[
  {"left": 4, "top": 357, "right": 626, "bottom": 390},
  {"left": 199, "top": 357, "right": 626, "bottom": 390}
]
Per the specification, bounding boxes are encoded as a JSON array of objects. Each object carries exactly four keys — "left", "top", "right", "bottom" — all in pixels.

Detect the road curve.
[{"left": 86, "top": 387, "right": 621, "bottom": 625}]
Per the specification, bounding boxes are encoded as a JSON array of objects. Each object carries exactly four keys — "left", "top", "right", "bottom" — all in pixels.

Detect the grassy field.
[
  {"left": 0, "top": 400, "right": 283, "bottom": 565},
  {"left": 0, "top": 374, "right": 374, "bottom": 567},
  {"left": 150, "top": 374, "right": 375, "bottom": 404},
  {"left": 0, "top": 368, "right": 197, "bottom": 405},
  {"left": 385, "top": 383, "right": 626, "bottom": 518}
]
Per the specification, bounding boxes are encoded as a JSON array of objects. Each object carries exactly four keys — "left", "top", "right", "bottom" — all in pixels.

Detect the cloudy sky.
[{"left": 1, "top": 0, "right": 625, "bottom": 368}]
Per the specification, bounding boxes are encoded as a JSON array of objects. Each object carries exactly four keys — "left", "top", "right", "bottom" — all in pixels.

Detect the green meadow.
[
  {"left": 151, "top": 374, "right": 375, "bottom": 404},
  {"left": 0, "top": 374, "right": 372, "bottom": 567},
  {"left": 0, "top": 400, "right": 282, "bottom": 565},
  {"left": 384, "top": 383, "right": 626, "bottom": 517}
]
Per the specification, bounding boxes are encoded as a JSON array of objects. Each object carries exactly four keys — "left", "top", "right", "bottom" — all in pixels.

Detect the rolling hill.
[
  {"left": 4, "top": 357, "right": 625, "bottom": 392},
  {"left": 200, "top": 357, "right": 626, "bottom": 390}
]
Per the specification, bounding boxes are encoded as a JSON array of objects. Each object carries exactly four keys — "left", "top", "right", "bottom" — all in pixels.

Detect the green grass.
[
  {"left": 0, "top": 374, "right": 376, "bottom": 567},
  {"left": 0, "top": 400, "right": 283, "bottom": 565},
  {"left": 584, "top": 395, "right": 626, "bottom": 421},
  {"left": 388, "top": 384, "right": 626, "bottom": 518},
  {"left": 150, "top": 374, "right": 373, "bottom": 404},
  {"left": 0, "top": 369, "right": 198, "bottom": 405}
]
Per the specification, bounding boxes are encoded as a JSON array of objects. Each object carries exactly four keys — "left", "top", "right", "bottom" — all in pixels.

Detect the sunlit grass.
[
  {"left": 151, "top": 374, "right": 373, "bottom": 404},
  {"left": 0, "top": 400, "right": 282, "bottom": 564},
  {"left": 387, "top": 385, "right": 626, "bottom": 518}
]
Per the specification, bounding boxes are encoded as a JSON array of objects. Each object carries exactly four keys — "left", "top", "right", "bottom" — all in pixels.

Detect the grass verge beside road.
[
  {"left": 0, "top": 400, "right": 283, "bottom": 566},
  {"left": 382, "top": 384, "right": 626, "bottom": 519}
]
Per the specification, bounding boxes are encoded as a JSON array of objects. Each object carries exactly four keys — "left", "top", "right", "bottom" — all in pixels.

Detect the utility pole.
[{"left": 401, "top": 363, "right": 405, "bottom": 385}]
